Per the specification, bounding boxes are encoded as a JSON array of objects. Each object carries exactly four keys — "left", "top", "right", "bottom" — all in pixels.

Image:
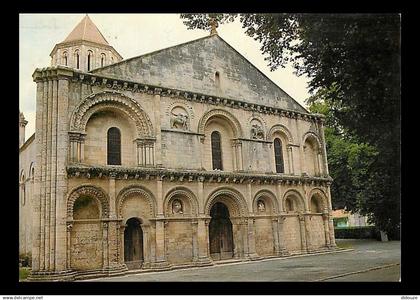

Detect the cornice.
[
  {"left": 31, "top": 66, "right": 326, "bottom": 124},
  {"left": 66, "top": 164, "right": 333, "bottom": 186}
]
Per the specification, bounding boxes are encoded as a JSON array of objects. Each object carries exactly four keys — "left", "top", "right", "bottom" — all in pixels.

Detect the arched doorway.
[
  {"left": 209, "top": 202, "right": 234, "bottom": 260},
  {"left": 124, "top": 218, "right": 143, "bottom": 269}
]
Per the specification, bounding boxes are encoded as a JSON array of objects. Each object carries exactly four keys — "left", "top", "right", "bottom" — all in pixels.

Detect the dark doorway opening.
[
  {"left": 124, "top": 218, "right": 143, "bottom": 269},
  {"left": 209, "top": 202, "right": 234, "bottom": 260}
]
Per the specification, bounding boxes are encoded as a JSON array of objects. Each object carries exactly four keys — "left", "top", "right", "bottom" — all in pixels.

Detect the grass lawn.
[{"left": 19, "top": 267, "right": 30, "bottom": 281}]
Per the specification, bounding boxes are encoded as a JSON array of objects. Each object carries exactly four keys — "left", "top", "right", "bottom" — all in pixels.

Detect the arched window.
[
  {"left": 215, "top": 71, "right": 220, "bottom": 88},
  {"left": 62, "top": 52, "right": 68, "bottom": 66},
  {"left": 75, "top": 50, "right": 80, "bottom": 69},
  {"left": 107, "top": 127, "right": 121, "bottom": 165},
  {"left": 20, "top": 171, "right": 25, "bottom": 206},
  {"left": 87, "top": 50, "right": 93, "bottom": 71},
  {"left": 100, "top": 53, "right": 106, "bottom": 67},
  {"left": 211, "top": 131, "right": 223, "bottom": 170},
  {"left": 274, "top": 138, "right": 284, "bottom": 173}
]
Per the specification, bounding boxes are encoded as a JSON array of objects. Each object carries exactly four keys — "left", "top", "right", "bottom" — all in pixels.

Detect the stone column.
[
  {"left": 298, "top": 215, "right": 308, "bottom": 254},
  {"left": 272, "top": 218, "right": 280, "bottom": 255},
  {"left": 142, "top": 224, "right": 151, "bottom": 268},
  {"left": 304, "top": 215, "right": 314, "bottom": 253},
  {"left": 196, "top": 217, "right": 212, "bottom": 265},
  {"left": 231, "top": 141, "right": 237, "bottom": 171},
  {"left": 153, "top": 218, "right": 169, "bottom": 269},
  {"left": 231, "top": 218, "right": 243, "bottom": 259},
  {"left": 102, "top": 222, "right": 109, "bottom": 269},
  {"left": 119, "top": 224, "right": 126, "bottom": 265},
  {"left": 317, "top": 151, "right": 323, "bottom": 176},
  {"left": 326, "top": 185, "right": 337, "bottom": 248},
  {"left": 322, "top": 213, "right": 331, "bottom": 248},
  {"left": 191, "top": 220, "right": 199, "bottom": 262},
  {"left": 66, "top": 223, "right": 73, "bottom": 269},
  {"left": 287, "top": 145, "right": 295, "bottom": 174},
  {"left": 245, "top": 217, "right": 259, "bottom": 260},
  {"left": 237, "top": 141, "right": 244, "bottom": 171},
  {"left": 319, "top": 120, "right": 329, "bottom": 175},
  {"left": 153, "top": 89, "right": 162, "bottom": 166},
  {"left": 277, "top": 216, "right": 289, "bottom": 256}
]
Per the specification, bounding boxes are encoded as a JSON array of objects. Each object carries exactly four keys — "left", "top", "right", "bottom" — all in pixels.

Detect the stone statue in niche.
[
  {"left": 257, "top": 200, "right": 266, "bottom": 212},
  {"left": 170, "top": 112, "right": 189, "bottom": 130},
  {"left": 251, "top": 123, "right": 264, "bottom": 139},
  {"left": 172, "top": 199, "right": 183, "bottom": 214}
]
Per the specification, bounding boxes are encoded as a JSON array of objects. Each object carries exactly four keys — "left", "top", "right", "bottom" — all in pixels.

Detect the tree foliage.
[{"left": 181, "top": 13, "right": 401, "bottom": 236}]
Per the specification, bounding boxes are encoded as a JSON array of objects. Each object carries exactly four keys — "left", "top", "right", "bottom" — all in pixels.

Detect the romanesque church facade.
[{"left": 19, "top": 15, "right": 337, "bottom": 281}]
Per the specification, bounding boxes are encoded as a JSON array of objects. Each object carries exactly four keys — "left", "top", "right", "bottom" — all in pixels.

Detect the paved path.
[{"left": 83, "top": 239, "right": 400, "bottom": 282}]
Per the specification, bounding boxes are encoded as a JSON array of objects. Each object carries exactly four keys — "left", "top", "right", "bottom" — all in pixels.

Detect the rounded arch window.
[
  {"left": 74, "top": 50, "right": 80, "bottom": 69},
  {"left": 274, "top": 138, "right": 284, "bottom": 173},
  {"left": 87, "top": 50, "right": 93, "bottom": 71},
  {"left": 100, "top": 53, "right": 106, "bottom": 67},
  {"left": 62, "top": 51, "right": 68, "bottom": 66},
  {"left": 107, "top": 127, "right": 121, "bottom": 165},
  {"left": 215, "top": 71, "right": 220, "bottom": 87},
  {"left": 211, "top": 131, "right": 223, "bottom": 170}
]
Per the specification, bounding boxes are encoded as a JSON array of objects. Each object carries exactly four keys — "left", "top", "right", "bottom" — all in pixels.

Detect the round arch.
[
  {"left": 282, "top": 189, "right": 306, "bottom": 213},
  {"left": 163, "top": 186, "right": 199, "bottom": 217},
  {"left": 198, "top": 109, "right": 243, "bottom": 138},
  {"left": 70, "top": 91, "right": 154, "bottom": 138},
  {"left": 253, "top": 189, "right": 279, "bottom": 214},
  {"left": 268, "top": 124, "right": 294, "bottom": 144},
  {"left": 302, "top": 131, "right": 322, "bottom": 150},
  {"left": 67, "top": 185, "right": 110, "bottom": 219},
  {"left": 308, "top": 188, "right": 329, "bottom": 212},
  {"left": 205, "top": 187, "right": 248, "bottom": 217},
  {"left": 116, "top": 185, "right": 156, "bottom": 220}
]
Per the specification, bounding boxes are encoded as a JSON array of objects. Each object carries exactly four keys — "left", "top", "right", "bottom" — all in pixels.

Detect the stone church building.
[{"left": 19, "top": 15, "right": 337, "bottom": 281}]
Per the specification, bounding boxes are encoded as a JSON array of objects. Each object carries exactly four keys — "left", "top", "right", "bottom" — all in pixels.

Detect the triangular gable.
[{"left": 92, "top": 34, "right": 307, "bottom": 113}]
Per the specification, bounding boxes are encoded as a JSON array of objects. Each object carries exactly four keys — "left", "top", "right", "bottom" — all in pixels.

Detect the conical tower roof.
[{"left": 62, "top": 15, "right": 109, "bottom": 45}]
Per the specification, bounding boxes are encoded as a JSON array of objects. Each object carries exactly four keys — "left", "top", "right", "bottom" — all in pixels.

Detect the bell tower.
[{"left": 49, "top": 15, "right": 123, "bottom": 72}]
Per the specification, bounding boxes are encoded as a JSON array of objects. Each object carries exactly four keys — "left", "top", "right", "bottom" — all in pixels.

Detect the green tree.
[{"left": 181, "top": 13, "right": 400, "bottom": 236}]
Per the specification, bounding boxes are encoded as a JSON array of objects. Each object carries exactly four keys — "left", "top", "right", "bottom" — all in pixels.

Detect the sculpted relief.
[
  {"left": 170, "top": 106, "right": 189, "bottom": 131},
  {"left": 250, "top": 119, "right": 265, "bottom": 140},
  {"left": 172, "top": 199, "right": 183, "bottom": 214}
]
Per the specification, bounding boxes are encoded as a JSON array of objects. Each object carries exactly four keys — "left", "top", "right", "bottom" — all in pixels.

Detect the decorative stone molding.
[
  {"left": 32, "top": 67, "right": 325, "bottom": 126},
  {"left": 67, "top": 185, "right": 110, "bottom": 219},
  {"left": 268, "top": 124, "right": 294, "bottom": 143},
  {"left": 70, "top": 91, "right": 154, "bottom": 138},
  {"left": 302, "top": 131, "right": 323, "bottom": 150},
  {"left": 198, "top": 109, "right": 243, "bottom": 138},
  {"left": 282, "top": 189, "right": 306, "bottom": 213},
  {"left": 204, "top": 187, "right": 248, "bottom": 217},
  {"left": 253, "top": 190, "right": 279, "bottom": 214},
  {"left": 116, "top": 185, "right": 156, "bottom": 219},
  {"left": 66, "top": 164, "right": 333, "bottom": 187},
  {"left": 163, "top": 186, "right": 199, "bottom": 217}
]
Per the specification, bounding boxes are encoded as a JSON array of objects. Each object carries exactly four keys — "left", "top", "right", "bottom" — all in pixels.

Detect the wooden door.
[
  {"left": 209, "top": 202, "right": 234, "bottom": 260},
  {"left": 124, "top": 218, "right": 143, "bottom": 269}
]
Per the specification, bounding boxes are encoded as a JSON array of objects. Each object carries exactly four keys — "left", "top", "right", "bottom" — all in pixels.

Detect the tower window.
[
  {"left": 101, "top": 53, "right": 106, "bottom": 67},
  {"left": 274, "top": 138, "right": 284, "bottom": 173},
  {"left": 211, "top": 131, "right": 223, "bottom": 170},
  {"left": 87, "top": 50, "right": 93, "bottom": 71},
  {"left": 107, "top": 127, "right": 121, "bottom": 165},
  {"left": 63, "top": 52, "right": 68, "bottom": 66},
  {"left": 75, "top": 50, "right": 80, "bottom": 69}
]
